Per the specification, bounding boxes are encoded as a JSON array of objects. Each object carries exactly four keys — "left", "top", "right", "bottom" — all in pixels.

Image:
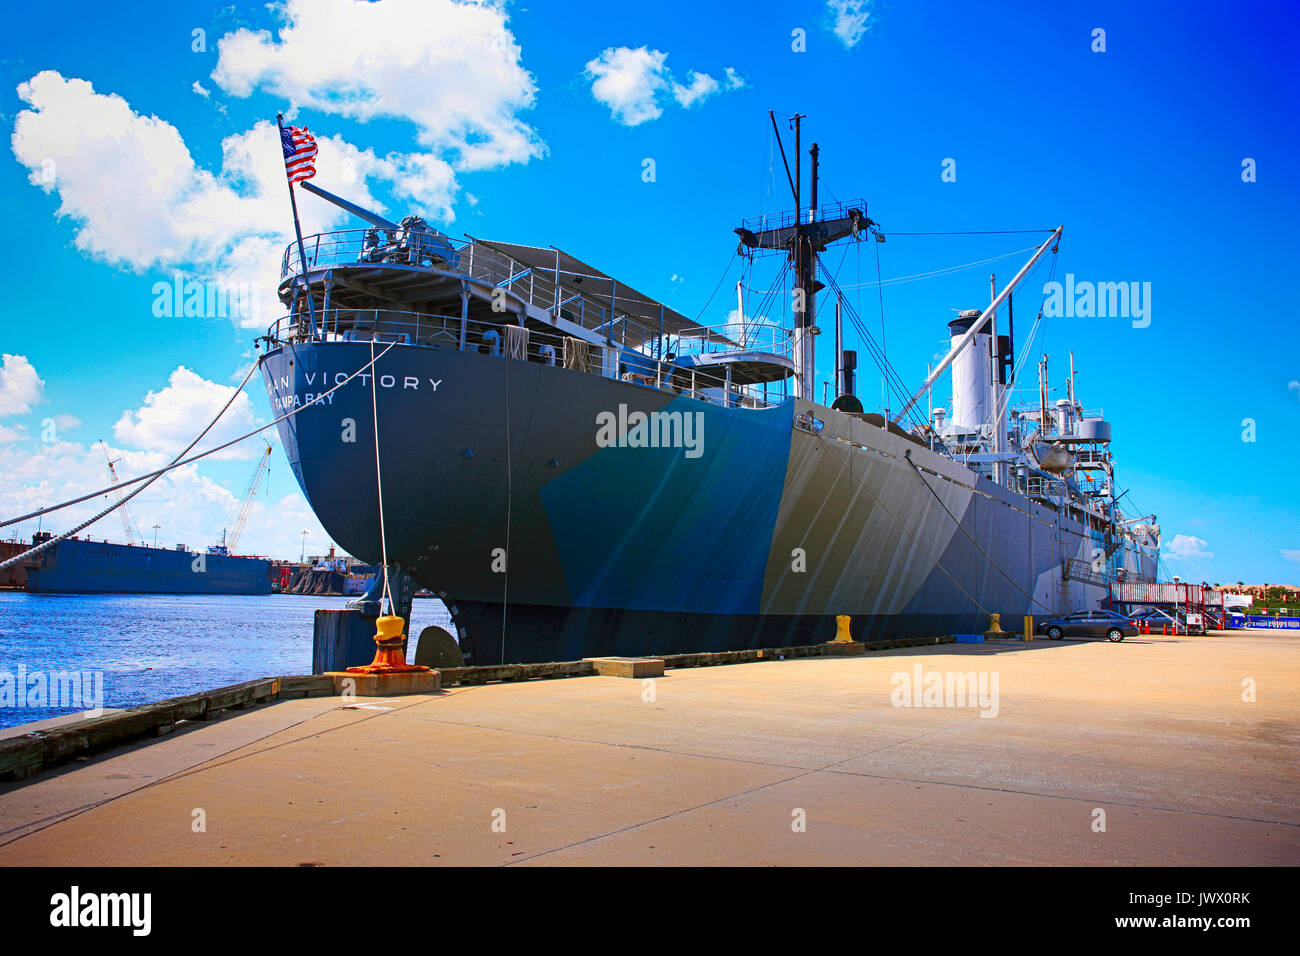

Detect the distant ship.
[
  {"left": 24, "top": 534, "right": 271, "bottom": 595},
  {"left": 260, "top": 115, "right": 1158, "bottom": 664}
]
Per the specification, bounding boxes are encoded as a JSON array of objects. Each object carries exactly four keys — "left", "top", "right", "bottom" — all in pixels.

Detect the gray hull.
[{"left": 262, "top": 343, "right": 1156, "bottom": 663}]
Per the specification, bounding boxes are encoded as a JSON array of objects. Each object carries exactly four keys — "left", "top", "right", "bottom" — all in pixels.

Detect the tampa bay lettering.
[{"left": 272, "top": 373, "right": 443, "bottom": 411}]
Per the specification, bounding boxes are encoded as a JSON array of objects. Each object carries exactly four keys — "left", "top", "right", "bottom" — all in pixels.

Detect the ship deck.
[{"left": 1, "top": 630, "right": 1296, "bottom": 865}]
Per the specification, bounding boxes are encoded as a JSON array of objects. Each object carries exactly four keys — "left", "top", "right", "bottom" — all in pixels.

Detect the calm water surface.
[{"left": 0, "top": 592, "right": 452, "bottom": 729}]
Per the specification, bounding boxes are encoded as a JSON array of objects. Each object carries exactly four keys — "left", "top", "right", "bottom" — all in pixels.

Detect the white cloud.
[
  {"left": 0, "top": 354, "right": 45, "bottom": 416},
  {"left": 212, "top": 0, "right": 544, "bottom": 171},
  {"left": 54, "top": 414, "right": 81, "bottom": 430},
  {"left": 11, "top": 72, "right": 468, "bottom": 329},
  {"left": 0, "top": 424, "right": 26, "bottom": 443},
  {"left": 828, "top": 0, "right": 874, "bottom": 49},
  {"left": 584, "top": 46, "right": 740, "bottom": 126},
  {"left": 672, "top": 71, "right": 719, "bottom": 108},
  {"left": 191, "top": 81, "right": 211, "bottom": 98},
  {"left": 1288, "top": 379, "right": 1299, "bottom": 399},
  {"left": 585, "top": 47, "right": 669, "bottom": 126},
  {"left": 1165, "top": 534, "right": 1213, "bottom": 562},
  {"left": 113, "top": 366, "right": 260, "bottom": 461},
  {"left": 14, "top": 72, "right": 218, "bottom": 269},
  {"left": 1282, "top": 549, "right": 1300, "bottom": 565}
]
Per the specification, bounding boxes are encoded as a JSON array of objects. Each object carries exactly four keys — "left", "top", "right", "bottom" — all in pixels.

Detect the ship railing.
[
  {"left": 672, "top": 322, "right": 793, "bottom": 359},
  {"left": 279, "top": 231, "right": 660, "bottom": 348},
  {"left": 264, "top": 308, "right": 792, "bottom": 410},
  {"left": 1020, "top": 474, "right": 1068, "bottom": 499},
  {"left": 280, "top": 232, "right": 775, "bottom": 360},
  {"left": 740, "top": 199, "right": 869, "bottom": 235}
]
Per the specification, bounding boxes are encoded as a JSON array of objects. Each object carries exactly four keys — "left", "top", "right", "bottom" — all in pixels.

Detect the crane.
[
  {"left": 223, "top": 441, "right": 272, "bottom": 555},
  {"left": 101, "top": 442, "right": 142, "bottom": 547}
]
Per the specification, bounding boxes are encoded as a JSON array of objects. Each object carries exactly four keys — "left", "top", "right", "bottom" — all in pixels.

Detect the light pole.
[
  {"left": 300, "top": 529, "right": 310, "bottom": 564},
  {"left": 152, "top": 524, "right": 161, "bottom": 548}
]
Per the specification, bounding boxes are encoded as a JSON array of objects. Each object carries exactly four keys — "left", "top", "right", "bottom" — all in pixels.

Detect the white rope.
[
  {"left": 369, "top": 337, "right": 393, "bottom": 615},
  {"left": 0, "top": 341, "right": 398, "bottom": 571}
]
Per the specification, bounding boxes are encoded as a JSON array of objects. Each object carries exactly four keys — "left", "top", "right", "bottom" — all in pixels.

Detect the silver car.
[{"left": 1037, "top": 610, "right": 1137, "bottom": 642}]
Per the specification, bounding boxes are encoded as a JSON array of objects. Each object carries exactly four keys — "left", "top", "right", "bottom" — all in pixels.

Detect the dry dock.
[{"left": 1, "top": 631, "right": 1297, "bottom": 866}]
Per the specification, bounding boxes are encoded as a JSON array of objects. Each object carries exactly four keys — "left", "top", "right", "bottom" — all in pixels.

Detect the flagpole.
[{"left": 277, "top": 112, "right": 318, "bottom": 337}]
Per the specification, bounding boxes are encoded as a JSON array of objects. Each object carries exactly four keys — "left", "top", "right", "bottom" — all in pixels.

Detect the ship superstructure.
[{"left": 258, "top": 117, "right": 1157, "bottom": 664}]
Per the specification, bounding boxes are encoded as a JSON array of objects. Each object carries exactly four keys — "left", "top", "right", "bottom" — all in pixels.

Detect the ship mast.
[{"left": 735, "top": 112, "right": 869, "bottom": 402}]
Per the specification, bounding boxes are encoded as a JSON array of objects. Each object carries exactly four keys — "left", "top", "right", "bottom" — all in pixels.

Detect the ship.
[
  {"left": 260, "top": 115, "right": 1159, "bottom": 664},
  {"left": 24, "top": 534, "right": 272, "bottom": 595}
]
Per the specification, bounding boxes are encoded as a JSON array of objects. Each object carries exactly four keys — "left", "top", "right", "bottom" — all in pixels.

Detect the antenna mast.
[{"left": 736, "top": 112, "right": 871, "bottom": 403}]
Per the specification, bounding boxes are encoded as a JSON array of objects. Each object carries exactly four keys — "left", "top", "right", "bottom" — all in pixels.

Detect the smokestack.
[{"left": 842, "top": 350, "right": 857, "bottom": 397}]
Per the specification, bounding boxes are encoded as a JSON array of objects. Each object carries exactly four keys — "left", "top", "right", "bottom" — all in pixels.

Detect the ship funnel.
[
  {"left": 1054, "top": 398, "right": 1073, "bottom": 436},
  {"left": 299, "top": 180, "right": 401, "bottom": 231},
  {"left": 948, "top": 309, "right": 990, "bottom": 430}
]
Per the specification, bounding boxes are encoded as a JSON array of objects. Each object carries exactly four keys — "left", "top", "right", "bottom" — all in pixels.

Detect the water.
[{"left": 0, "top": 592, "right": 453, "bottom": 730}]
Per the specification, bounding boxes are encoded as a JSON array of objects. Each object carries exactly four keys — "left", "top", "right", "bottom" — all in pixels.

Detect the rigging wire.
[
  {"left": 818, "top": 266, "right": 924, "bottom": 429},
  {"left": 874, "top": 237, "right": 888, "bottom": 409},
  {"left": 691, "top": 249, "right": 739, "bottom": 325},
  {"left": 0, "top": 359, "right": 254, "bottom": 570},
  {"left": 812, "top": 432, "right": 992, "bottom": 617},
  {"left": 0, "top": 341, "right": 399, "bottom": 570},
  {"left": 902, "top": 453, "right": 1058, "bottom": 615},
  {"left": 830, "top": 245, "right": 1040, "bottom": 290},
  {"left": 885, "top": 229, "right": 1057, "bottom": 236},
  {"left": 992, "top": 251, "right": 1060, "bottom": 429}
]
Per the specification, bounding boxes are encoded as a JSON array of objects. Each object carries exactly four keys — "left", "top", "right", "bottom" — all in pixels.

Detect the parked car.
[
  {"left": 1127, "top": 607, "right": 1205, "bottom": 636},
  {"left": 1036, "top": 610, "right": 1137, "bottom": 642}
]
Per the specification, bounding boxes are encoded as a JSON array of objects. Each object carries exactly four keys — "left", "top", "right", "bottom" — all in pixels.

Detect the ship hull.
[
  {"left": 25, "top": 538, "right": 271, "bottom": 595},
  {"left": 262, "top": 341, "right": 1157, "bottom": 663}
]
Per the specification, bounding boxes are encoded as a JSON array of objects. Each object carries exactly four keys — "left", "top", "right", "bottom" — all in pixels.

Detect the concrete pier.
[{"left": 1, "top": 630, "right": 1296, "bottom": 866}]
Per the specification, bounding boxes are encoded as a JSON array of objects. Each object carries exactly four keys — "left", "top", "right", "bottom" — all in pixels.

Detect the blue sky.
[{"left": 0, "top": 0, "right": 1296, "bottom": 584}]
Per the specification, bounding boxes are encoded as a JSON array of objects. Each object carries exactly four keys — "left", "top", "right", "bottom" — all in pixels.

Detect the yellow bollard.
[
  {"left": 1024, "top": 615, "right": 1034, "bottom": 641},
  {"left": 346, "top": 615, "right": 431, "bottom": 674},
  {"left": 830, "top": 614, "right": 853, "bottom": 643},
  {"left": 984, "top": 613, "right": 1012, "bottom": 641}
]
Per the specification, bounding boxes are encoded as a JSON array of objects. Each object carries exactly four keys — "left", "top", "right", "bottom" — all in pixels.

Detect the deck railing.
[
  {"left": 280, "top": 231, "right": 773, "bottom": 360},
  {"left": 264, "top": 309, "right": 792, "bottom": 410}
]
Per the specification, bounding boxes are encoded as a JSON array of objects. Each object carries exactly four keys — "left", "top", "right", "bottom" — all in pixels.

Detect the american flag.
[{"left": 280, "top": 125, "right": 317, "bottom": 183}]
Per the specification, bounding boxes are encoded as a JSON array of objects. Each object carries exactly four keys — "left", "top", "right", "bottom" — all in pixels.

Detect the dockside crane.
[
  {"left": 221, "top": 441, "right": 272, "bottom": 555},
  {"left": 100, "top": 442, "right": 142, "bottom": 547}
]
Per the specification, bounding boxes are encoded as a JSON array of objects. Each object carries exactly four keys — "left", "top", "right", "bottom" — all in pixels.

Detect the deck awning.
[{"left": 473, "top": 238, "right": 729, "bottom": 348}]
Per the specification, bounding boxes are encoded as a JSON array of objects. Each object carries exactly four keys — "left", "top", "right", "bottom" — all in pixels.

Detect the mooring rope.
[
  {"left": 0, "top": 340, "right": 398, "bottom": 572},
  {"left": 500, "top": 337, "right": 513, "bottom": 665},
  {"left": 368, "top": 337, "right": 393, "bottom": 615}
]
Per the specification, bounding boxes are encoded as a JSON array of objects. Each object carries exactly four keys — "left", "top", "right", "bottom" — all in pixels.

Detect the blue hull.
[{"left": 25, "top": 538, "right": 271, "bottom": 595}]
